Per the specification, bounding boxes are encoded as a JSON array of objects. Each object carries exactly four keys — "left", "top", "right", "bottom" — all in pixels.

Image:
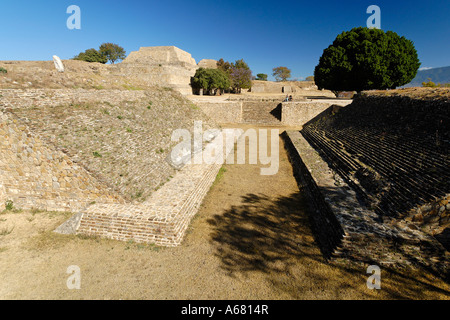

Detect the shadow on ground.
[{"left": 206, "top": 191, "right": 450, "bottom": 299}]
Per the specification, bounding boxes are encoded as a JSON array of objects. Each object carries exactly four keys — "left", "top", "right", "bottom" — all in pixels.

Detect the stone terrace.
[{"left": 58, "top": 129, "right": 242, "bottom": 246}]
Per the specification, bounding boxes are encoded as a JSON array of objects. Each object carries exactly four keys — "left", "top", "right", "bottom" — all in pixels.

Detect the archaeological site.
[{"left": 1, "top": 44, "right": 449, "bottom": 299}]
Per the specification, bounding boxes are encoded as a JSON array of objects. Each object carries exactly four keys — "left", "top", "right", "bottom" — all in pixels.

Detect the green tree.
[
  {"left": 191, "top": 68, "right": 231, "bottom": 94},
  {"left": 314, "top": 27, "right": 420, "bottom": 93},
  {"left": 217, "top": 58, "right": 253, "bottom": 93},
  {"left": 272, "top": 66, "right": 291, "bottom": 82},
  {"left": 256, "top": 73, "right": 268, "bottom": 81},
  {"left": 99, "top": 43, "right": 126, "bottom": 64},
  {"left": 73, "top": 48, "right": 107, "bottom": 64}
]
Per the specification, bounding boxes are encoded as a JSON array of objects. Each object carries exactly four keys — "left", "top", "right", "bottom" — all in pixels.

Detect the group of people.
[{"left": 284, "top": 95, "right": 293, "bottom": 102}]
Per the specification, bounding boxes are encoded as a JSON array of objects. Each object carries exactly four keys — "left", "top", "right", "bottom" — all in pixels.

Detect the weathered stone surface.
[
  {"left": 52, "top": 55, "right": 65, "bottom": 73},
  {"left": 197, "top": 59, "right": 218, "bottom": 69},
  {"left": 283, "top": 130, "right": 449, "bottom": 278},
  {"left": 0, "top": 109, "right": 122, "bottom": 212},
  {"left": 70, "top": 129, "right": 242, "bottom": 246},
  {"left": 113, "top": 46, "right": 198, "bottom": 95}
]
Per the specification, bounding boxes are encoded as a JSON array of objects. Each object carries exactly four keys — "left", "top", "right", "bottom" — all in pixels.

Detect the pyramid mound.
[{"left": 113, "top": 46, "right": 198, "bottom": 95}]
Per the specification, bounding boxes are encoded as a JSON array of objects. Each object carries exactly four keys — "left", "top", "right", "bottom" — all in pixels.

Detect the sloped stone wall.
[
  {"left": 282, "top": 130, "right": 449, "bottom": 278},
  {"left": 0, "top": 110, "right": 122, "bottom": 212},
  {"left": 299, "top": 93, "right": 449, "bottom": 255}
]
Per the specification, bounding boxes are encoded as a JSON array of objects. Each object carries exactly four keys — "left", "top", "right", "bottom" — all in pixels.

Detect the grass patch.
[
  {"left": 5, "top": 200, "right": 14, "bottom": 211},
  {"left": 93, "top": 151, "right": 102, "bottom": 158},
  {"left": 214, "top": 167, "right": 227, "bottom": 185},
  {"left": 1, "top": 200, "right": 22, "bottom": 214}
]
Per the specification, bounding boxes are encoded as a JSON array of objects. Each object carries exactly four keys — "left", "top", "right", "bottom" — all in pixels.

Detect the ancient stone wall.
[
  {"left": 0, "top": 88, "right": 148, "bottom": 110},
  {"left": 297, "top": 93, "right": 450, "bottom": 260},
  {"left": 1, "top": 87, "right": 227, "bottom": 248},
  {"left": 193, "top": 99, "right": 352, "bottom": 127},
  {"left": 282, "top": 130, "right": 449, "bottom": 278},
  {"left": 60, "top": 129, "right": 242, "bottom": 246},
  {"left": 112, "top": 46, "right": 198, "bottom": 95},
  {"left": 0, "top": 110, "right": 122, "bottom": 212},
  {"left": 194, "top": 101, "right": 243, "bottom": 124},
  {"left": 281, "top": 100, "right": 352, "bottom": 126}
]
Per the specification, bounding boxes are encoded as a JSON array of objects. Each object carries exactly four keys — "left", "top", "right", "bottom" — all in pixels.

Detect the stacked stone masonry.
[
  {"left": 283, "top": 130, "right": 449, "bottom": 279},
  {"left": 0, "top": 87, "right": 232, "bottom": 247},
  {"left": 283, "top": 93, "right": 449, "bottom": 278},
  {"left": 0, "top": 110, "right": 123, "bottom": 212},
  {"left": 193, "top": 98, "right": 352, "bottom": 126}
]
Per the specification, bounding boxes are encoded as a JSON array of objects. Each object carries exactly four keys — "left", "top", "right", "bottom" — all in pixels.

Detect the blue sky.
[{"left": 1, "top": 0, "right": 449, "bottom": 81}]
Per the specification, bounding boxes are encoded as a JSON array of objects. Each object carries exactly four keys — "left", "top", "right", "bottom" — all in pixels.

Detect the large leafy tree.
[
  {"left": 99, "top": 43, "right": 126, "bottom": 64},
  {"left": 272, "top": 66, "right": 291, "bottom": 81},
  {"left": 191, "top": 68, "right": 231, "bottom": 94},
  {"left": 217, "top": 58, "right": 252, "bottom": 93},
  {"left": 230, "top": 67, "right": 252, "bottom": 93},
  {"left": 314, "top": 27, "right": 420, "bottom": 93},
  {"left": 73, "top": 48, "right": 108, "bottom": 64}
]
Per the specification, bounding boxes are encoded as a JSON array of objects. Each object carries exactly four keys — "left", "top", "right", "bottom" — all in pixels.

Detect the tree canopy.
[
  {"left": 272, "top": 67, "right": 291, "bottom": 82},
  {"left": 73, "top": 48, "right": 107, "bottom": 64},
  {"left": 314, "top": 27, "right": 420, "bottom": 92},
  {"left": 99, "top": 43, "right": 126, "bottom": 64},
  {"left": 216, "top": 58, "right": 253, "bottom": 93},
  {"left": 191, "top": 68, "right": 231, "bottom": 94},
  {"left": 256, "top": 73, "right": 268, "bottom": 81}
]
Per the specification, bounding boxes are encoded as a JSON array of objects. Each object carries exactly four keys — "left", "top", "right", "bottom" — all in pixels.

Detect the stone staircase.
[{"left": 241, "top": 101, "right": 282, "bottom": 125}]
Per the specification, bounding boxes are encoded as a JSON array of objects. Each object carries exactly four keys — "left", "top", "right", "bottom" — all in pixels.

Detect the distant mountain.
[{"left": 403, "top": 66, "right": 450, "bottom": 87}]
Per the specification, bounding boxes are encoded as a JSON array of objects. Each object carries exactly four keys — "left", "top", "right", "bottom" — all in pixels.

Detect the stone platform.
[{"left": 56, "top": 129, "right": 242, "bottom": 246}]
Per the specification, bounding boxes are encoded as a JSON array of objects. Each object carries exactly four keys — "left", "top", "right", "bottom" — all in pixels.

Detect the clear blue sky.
[{"left": 1, "top": 0, "right": 449, "bottom": 81}]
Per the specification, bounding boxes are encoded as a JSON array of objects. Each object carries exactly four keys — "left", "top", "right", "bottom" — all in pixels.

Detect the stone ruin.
[
  {"left": 112, "top": 46, "right": 198, "bottom": 95},
  {"left": 197, "top": 59, "right": 218, "bottom": 69},
  {"left": 283, "top": 92, "right": 450, "bottom": 280}
]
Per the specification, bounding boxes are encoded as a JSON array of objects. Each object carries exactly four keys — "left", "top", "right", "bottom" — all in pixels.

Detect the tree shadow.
[
  {"left": 207, "top": 192, "right": 318, "bottom": 275},
  {"left": 206, "top": 191, "right": 450, "bottom": 299}
]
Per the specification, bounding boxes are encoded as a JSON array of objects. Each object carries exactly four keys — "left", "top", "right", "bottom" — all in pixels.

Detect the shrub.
[
  {"left": 5, "top": 200, "right": 14, "bottom": 211},
  {"left": 73, "top": 48, "right": 107, "bottom": 64},
  {"left": 0, "top": 67, "right": 7, "bottom": 74}
]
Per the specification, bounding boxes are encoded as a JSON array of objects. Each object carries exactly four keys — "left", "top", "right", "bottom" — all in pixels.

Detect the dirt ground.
[{"left": 0, "top": 125, "right": 449, "bottom": 300}]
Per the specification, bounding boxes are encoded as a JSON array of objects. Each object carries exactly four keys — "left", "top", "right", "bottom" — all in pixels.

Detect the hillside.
[{"left": 404, "top": 66, "right": 450, "bottom": 87}]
